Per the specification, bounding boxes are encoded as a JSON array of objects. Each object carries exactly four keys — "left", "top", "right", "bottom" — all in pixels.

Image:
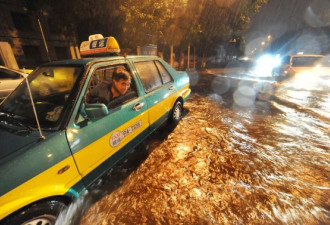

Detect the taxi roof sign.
[
  {"left": 89, "top": 34, "right": 104, "bottom": 41},
  {"left": 80, "top": 34, "right": 120, "bottom": 57}
]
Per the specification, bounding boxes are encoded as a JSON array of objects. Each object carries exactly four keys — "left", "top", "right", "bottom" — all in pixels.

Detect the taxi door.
[
  {"left": 132, "top": 60, "right": 175, "bottom": 129},
  {"left": 66, "top": 61, "right": 148, "bottom": 186}
]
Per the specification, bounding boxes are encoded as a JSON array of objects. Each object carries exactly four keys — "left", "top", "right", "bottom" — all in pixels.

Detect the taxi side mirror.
[{"left": 85, "top": 103, "right": 109, "bottom": 119}]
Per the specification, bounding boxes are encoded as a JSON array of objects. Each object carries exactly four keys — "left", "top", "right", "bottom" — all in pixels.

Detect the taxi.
[{"left": 0, "top": 35, "right": 190, "bottom": 224}]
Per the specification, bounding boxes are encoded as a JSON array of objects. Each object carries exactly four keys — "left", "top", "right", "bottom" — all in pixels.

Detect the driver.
[{"left": 88, "top": 69, "right": 131, "bottom": 106}]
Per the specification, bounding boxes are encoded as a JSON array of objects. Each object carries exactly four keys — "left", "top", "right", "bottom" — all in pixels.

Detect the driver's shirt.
[{"left": 89, "top": 82, "right": 115, "bottom": 105}]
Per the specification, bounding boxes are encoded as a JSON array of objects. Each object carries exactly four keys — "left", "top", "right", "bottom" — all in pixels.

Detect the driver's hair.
[{"left": 112, "top": 69, "right": 131, "bottom": 81}]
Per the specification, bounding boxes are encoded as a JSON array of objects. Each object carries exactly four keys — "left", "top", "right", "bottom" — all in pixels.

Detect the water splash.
[{"left": 55, "top": 191, "right": 88, "bottom": 225}]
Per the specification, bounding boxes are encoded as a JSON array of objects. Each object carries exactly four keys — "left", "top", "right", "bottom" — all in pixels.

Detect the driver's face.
[{"left": 113, "top": 78, "right": 131, "bottom": 95}]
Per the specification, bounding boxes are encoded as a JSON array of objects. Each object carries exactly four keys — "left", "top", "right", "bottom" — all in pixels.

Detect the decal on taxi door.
[{"left": 109, "top": 120, "right": 142, "bottom": 147}]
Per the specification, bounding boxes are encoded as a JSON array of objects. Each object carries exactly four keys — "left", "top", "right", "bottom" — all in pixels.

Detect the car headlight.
[{"left": 254, "top": 54, "right": 281, "bottom": 77}]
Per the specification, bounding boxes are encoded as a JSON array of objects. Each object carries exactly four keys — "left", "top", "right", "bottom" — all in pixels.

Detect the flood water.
[{"left": 59, "top": 68, "right": 329, "bottom": 225}]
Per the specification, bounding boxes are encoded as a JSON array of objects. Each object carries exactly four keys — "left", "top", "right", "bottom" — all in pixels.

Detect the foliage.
[
  {"left": 119, "top": 0, "right": 178, "bottom": 49},
  {"left": 178, "top": 0, "right": 268, "bottom": 56},
  {"left": 22, "top": 0, "right": 267, "bottom": 57}
]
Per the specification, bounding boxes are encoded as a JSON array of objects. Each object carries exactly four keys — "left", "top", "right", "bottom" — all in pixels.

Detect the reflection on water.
[
  {"left": 228, "top": 106, "right": 329, "bottom": 224},
  {"left": 63, "top": 71, "right": 330, "bottom": 225},
  {"left": 276, "top": 72, "right": 330, "bottom": 120}
]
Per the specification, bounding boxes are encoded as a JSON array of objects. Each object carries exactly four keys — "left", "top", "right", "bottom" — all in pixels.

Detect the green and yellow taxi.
[{"left": 0, "top": 35, "right": 190, "bottom": 224}]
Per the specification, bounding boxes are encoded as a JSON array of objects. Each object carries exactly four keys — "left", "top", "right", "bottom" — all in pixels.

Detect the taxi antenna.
[
  {"left": 38, "top": 19, "right": 51, "bottom": 62},
  {"left": 24, "top": 68, "right": 45, "bottom": 140}
]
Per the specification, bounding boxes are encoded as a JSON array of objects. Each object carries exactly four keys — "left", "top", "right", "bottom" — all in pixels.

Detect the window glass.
[
  {"left": 0, "top": 66, "right": 82, "bottom": 128},
  {"left": 155, "top": 60, "right": 172, "bottom": 84},
  {"left": 0, "top": 69, "right": 21, "bottom": 79},
  {"left": 78, "top": 64, "right": 137, "bottom": 124},
  {"left": 30, "top": 67, "right": 79, "bottom": 97},
  {"left": 86, "top": 64, "right": 136, "bottom": 104},
  {"left": 134, "top": 61, "right": 162, "bottom": 92},
  {"left": 292, "top": 56, "right": 322, "bottom": 67},
  {"left": 11, "top": 12, "right": 33, "bottom": 31}
]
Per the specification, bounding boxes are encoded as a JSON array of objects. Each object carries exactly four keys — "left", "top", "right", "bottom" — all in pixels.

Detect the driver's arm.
[{"left": 86, "top": 85, "right": 100, "bottom": 103}]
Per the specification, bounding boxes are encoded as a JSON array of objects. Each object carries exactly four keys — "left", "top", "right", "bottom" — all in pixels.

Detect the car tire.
[
  {"left": 170, "top": 101, "right": 183, "bottom": 125},
  {"left": 1, "top": 200, "right": 67, "bottom": 225},
  {"left": 257, "top": 83, "right": 275, "bottom": 101}
]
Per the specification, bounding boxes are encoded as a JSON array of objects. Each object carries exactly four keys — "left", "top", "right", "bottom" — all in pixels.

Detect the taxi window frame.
[
  {"left": 86, "top": 63, "right": 138, "bottom": 104},
  {"left": 74, "top": 62, "right": 139, "bottom": 125}
]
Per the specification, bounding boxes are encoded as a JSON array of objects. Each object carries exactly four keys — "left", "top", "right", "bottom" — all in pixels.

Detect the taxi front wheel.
[
  {"left": 2, "top": 200, "right": 66, "bottom": 225},
  {"left": 171, "top": 101, "right": 183, "bottom": 124}
]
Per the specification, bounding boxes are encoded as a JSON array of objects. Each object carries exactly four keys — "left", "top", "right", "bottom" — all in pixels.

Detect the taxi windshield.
[{"left": 0, "top": 66, "right": 82, "bottom": 130}]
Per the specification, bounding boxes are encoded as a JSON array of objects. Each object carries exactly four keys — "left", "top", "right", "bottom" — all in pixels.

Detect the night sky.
[{"left": 247, "top": 0, "right": 330, "bottom": 41}]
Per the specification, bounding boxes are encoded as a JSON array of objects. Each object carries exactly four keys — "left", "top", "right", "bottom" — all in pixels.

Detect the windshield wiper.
[{"left": 0, "top": 113, "right": 33, "bottom": 131}]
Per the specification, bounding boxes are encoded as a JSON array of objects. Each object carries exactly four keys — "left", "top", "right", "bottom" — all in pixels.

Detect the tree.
[
  {"left": 49, "top": 0, "right": 124, "bottom": 44},
  {"left": 119, "top": 0, "right": 178, "bottom": 50},
  {"left": 22, "top": 0, "right": 268, "bottom": 59},
  {"left": 182, "top": 0, "right": 268, "bottom": 58}
]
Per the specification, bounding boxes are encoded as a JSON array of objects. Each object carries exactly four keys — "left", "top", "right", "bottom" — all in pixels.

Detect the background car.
[
  {"left": 0, "top": 66, "right": 28, "bottom": 102},
  {"left": 254, "top": 54, "right": 330, "bottom": 101},
  {"left": 272, "top": 54, "right": 328, "bottom": 79}
]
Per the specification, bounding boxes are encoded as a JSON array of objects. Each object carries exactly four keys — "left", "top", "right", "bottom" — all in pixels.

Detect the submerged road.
[{"left": 59, "top": 68, "right": 330, "bottom": 225}]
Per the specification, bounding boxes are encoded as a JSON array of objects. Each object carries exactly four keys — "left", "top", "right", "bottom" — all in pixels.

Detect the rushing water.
[{"left": 58, "top": 69, "right": 329, "bottom": 225}]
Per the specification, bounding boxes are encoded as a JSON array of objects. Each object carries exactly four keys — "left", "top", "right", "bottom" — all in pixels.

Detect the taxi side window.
[
  {"left": 76, "top": 64, "right": 137, "bottom": 125},
  {"left": 86, "top": 64, "right": 137, "bottom": 105},
  {"left": 134, "top": 60, "right": 171, "bottom": 92}
]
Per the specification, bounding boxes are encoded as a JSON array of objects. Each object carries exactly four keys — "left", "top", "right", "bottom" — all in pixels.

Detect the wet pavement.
[{"left": 60, "top": 68, "right": 329, "bottom": 225}]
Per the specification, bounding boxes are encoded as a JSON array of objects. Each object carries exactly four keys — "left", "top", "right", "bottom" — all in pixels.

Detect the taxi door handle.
[
  {"left": 133, "top": 102, "right": 145, "bottom": 111},
  {"left": 169, "top": 86, "right": 174, "bottom": 91}
]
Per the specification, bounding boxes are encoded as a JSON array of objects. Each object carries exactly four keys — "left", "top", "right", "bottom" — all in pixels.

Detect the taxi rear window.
[
  {"left": 155, "top": 60, "right": 172, "bottom": 84},
  {"left": 134, "top": 60, "right": 172, "bottom": 92}
]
